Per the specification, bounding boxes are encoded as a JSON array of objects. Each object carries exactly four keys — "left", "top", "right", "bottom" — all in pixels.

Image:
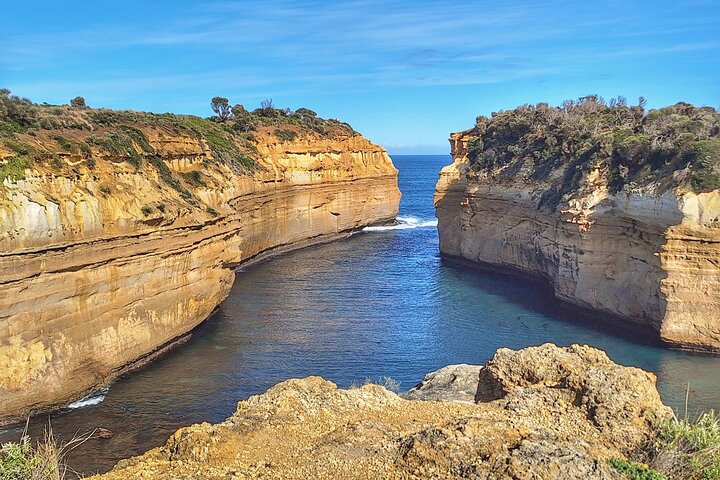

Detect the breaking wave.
[
  {"left": 67, "top": 388, "right": 110, "bottom": 409},
  {"left": 363, "top": 215, "right": 438, "bottom": 232}
]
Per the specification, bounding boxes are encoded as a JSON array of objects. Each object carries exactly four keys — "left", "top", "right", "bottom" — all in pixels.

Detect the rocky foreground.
[{"left": 91, "top": 344, "right": 672, "bottom": 479}]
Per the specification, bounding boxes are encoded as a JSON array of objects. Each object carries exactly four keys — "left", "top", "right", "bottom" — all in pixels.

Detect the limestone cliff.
[
  {"left": 435, "top": 99, "right": 720, "bottom": 351},
  {"left": 90, "top": 344, "right": 671, "bottom": 479},
  {"left": 0, "top": 97, "right": 400, "bottom": 424}
]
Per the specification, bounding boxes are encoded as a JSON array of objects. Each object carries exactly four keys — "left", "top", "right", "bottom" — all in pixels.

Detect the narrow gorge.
[
  {"left": 0, "top": 104, "right": 400, "bottom": 424},
  {"left": 435, "top": 100, "right": 720, "bottom": 352}
]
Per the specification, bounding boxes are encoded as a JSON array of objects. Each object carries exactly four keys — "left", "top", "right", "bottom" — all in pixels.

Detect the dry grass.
[
  {"left": 0, "top": 420, "right": 94, "bottom": 480},
  {"left": 646, "top": 410, "right": 720, "bottom": 480}
]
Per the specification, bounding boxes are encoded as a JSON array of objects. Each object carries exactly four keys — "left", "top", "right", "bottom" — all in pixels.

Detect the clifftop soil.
[{"left": 91, "top": 344, "right": 671, "bottom": 480}]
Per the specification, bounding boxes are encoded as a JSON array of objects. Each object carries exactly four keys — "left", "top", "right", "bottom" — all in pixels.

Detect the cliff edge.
[
  {"left": 0, "top": 92, "right": 400, "bottom": 423},
  {"left": 435, "top": 98, "right": 720, "bottom": 351}
]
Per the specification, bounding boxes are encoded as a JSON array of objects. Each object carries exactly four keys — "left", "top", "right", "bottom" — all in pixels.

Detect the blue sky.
[{"left": 2, "top": 1, "right": 719, "bottom": 154}]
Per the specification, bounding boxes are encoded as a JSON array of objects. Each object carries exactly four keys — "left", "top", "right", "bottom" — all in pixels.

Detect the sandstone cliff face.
[
  {"left": 91, "top": 344, "right": 671, "bottom": 479},
  {"left": 435, "top": 131, "right": 720, "bottom": 351},
  {"left": 0, "top": 128, "right": 399, "bottom": 424}
]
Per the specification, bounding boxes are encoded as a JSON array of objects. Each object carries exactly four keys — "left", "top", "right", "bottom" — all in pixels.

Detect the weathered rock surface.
[
  {"left": 91, "top": 344, "right": 671, "bottom": 479},
  {"left": 435, "top": 131, "right": 720, "bottom": 351},
  {"left": 0, "top": 128, "right": 400, "bottom": 424},
  {"left": 403, "top": 364, "right": 482, "bottom": 403}
]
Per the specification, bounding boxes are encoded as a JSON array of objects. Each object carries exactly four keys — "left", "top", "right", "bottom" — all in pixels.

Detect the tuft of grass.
[
  {"left": 648, "top": 410, "right": 720, "bottom": 480},
  {"left": 274, "top": 128, "right": 298, "bottom": 142},
  {"left": 0, "top": 422, "right": 93, "bottom": 480},
  {"left": 609, "top": 458, "right": 666, "bottom": 480}
]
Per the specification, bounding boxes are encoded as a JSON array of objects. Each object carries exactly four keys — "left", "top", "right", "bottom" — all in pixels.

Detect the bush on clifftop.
[
  {"left": 464, "top": 96, "right": 720, "bottom": 208},
  {"left": 0, "top": 88, "right": 359, "bottom": 189}
]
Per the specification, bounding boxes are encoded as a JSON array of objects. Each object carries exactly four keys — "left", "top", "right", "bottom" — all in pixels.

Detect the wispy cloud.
[{"left": 2, "top": 0, "right": 719, "bottom": 149}]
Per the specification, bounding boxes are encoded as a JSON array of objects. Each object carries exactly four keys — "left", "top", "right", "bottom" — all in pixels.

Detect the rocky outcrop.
[
  {"left": 403, "top": 364, "right": 482, "bottom": 403},
  {"left": 435, "top": 129, "right": 720, "bottom": 352},
  {"left": 0, "top": 125, "right": 400, "bottom": 424},
  {"left": 91, "top": 344, "right": 672, "bottom": 479}
]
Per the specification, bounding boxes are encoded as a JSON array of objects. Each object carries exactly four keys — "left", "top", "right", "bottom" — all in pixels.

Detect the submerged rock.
[{"left": 91, "top": 344, "right": 671, "bottom": 479}]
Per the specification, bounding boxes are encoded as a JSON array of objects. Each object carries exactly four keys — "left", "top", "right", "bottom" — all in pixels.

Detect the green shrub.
[
  {"left": 0, "top": 434, "right": 63, "bottom": 480},
  {"left": 0, "top": 156, "right": 30, "bottom": 181},
  {"left": 86, "top": 132, "right": 142, "bottom": 167},
  {"left": 0, "top": 423, "right": 95, "bottom": 480},
  {"left": 78, "top": 141, "right": 92, "bottom": 159},
  {"left": 274, "top": 128, "right": 298, "bottom": 142},
  {"left": 463, "top": 98, "right": 720, "bottom": 202},
  {"left": 1, "top": 436, "right": 39, "bottom": 480},
  {"left": 688, "top": 140, "right": 720, "bottom": 192},
  {"left": 70, "top": 96, "right": 86, "bottom": 108},
  {"left": 119, "top": 125, "right": 154, "bottom": 153},
  {"left": 53, "top": 135, "right": 76, "bottom": 152},
  {"left": 141, "top": 205, "right": 153, "bottom": 216},
  {"left": 610, "top": 458, "right": 666, "bottom": 480}
]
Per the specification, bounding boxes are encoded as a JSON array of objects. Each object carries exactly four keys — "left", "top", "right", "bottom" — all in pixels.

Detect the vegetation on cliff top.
[
  {"left": 0, "top": 89, "right": 357, "bottom": 184},
  {"left": 464, "top": 96, "right": 720, "bottom": 210}
]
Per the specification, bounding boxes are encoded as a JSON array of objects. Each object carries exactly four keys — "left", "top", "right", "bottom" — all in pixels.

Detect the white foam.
[
  {"left": 363, "top": 215, "right": 438, "bottom": 232},
  {"left": 67, "top": 388, "right": 109, "bottom": 409}
]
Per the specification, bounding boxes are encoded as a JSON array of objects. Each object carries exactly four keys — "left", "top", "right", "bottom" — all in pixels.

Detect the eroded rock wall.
[
  {"left": 435, "top": 132, "right": 720, "bottom": 351},
  {"left": 0, "top": 132, "right": 400, "bottom": 424}
]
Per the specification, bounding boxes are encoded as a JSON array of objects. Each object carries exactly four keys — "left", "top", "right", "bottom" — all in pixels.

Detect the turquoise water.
[{"left": 2, "top": 155, "right": 718, "bottom": 475}]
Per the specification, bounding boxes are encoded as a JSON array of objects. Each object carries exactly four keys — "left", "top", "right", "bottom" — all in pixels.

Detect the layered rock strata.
[
  {"left": 92, "top": 344, "right": 671, "bottom": 479},
  {"left": 435, "top": 131, "right": 720, "bottom": 351},
  {"left": 0, "top": 130, "right": 399, "bottom": 424}
]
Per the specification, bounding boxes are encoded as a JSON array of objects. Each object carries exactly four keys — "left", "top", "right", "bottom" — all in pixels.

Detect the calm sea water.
[{"left": 2, "top": 155, "right": 719, "bottom": 476}]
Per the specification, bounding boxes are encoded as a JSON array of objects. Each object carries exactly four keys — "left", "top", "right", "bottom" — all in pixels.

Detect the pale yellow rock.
[
  {"left": 435, "top": 131, "right": 720, "bottom": 351},
  {"left": 0, "top": 130, "right": 400, "bottom": 424}
]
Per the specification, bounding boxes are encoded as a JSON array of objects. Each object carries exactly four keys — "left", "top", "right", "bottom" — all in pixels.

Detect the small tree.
[
  {"left": 295, "top": 107, "right": 317, "bottom": 118},
  {"left": 231, "top": 104, "right": 248, "bottom": 118},
  {"left": 211, "top": 97, "right": 231, "bottom": 122},
  {"left": 70, "top": 96, "right": 86, "bottom": 108}
]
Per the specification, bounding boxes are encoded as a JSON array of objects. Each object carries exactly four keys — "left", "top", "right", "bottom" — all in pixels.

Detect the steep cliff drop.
[
  {"left": 435, "top": 99, "right": 720, "bottom": 352},
  {"left": 0, "top": 99, "right": 400, "bottom": 424}
]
